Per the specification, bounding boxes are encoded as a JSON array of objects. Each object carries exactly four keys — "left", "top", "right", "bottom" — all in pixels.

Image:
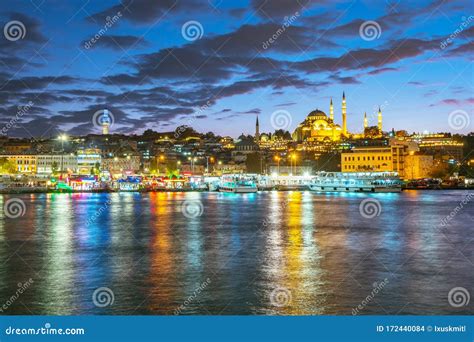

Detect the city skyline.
[{"left": 0, "top": 0, "right": 473, "bottom": 139}]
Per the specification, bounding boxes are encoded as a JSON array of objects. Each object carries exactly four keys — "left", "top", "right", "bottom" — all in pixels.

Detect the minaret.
[
  {"left": 377, "top": 106, "right": 382, "bottom": 132},
  {"left": 342, "top": 92, "right": 347, "bottom": 136},
  {"left": 329, "top": 98, "right": 334, "bottom": 121},
  {"left": 255, "top": 115, "right": 260, "bottom": 142},
  {"left": 364, "top": 112, "right": 368, "bottom": 129}
]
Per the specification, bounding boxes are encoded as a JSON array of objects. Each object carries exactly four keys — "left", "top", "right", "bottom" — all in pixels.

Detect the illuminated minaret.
[
  {"left": 377, "top": 106, "right": 382, "bottom": 132},
  {"left": 364, "top": 112, "right": 368, "bottom": 129},
  {"left": 342, "top": 92, "right": 347, "bottom": 136},
  {"left": 255, "top": 115, "right": 260, "bottom": 141},
  {"left": 329, "top": 98, "right": 334, "bottom": 121}
]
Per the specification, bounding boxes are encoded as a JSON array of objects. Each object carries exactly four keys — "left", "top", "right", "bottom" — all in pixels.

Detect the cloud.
[
  {"left": 81, "top": 35, "right": 148, "bottom": 50},
  {"left": 250, "top": 0, "right": 320, "bottom": 19},
  {"left": 87, "top": 0, "right": 205, "bottom": 24}
]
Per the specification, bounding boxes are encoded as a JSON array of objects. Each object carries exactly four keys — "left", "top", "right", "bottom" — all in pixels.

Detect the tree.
[
  {"left": 0, "top": 158, "right": 17, "bottom": 174},
  {"left": 166, "top": 160, "right": 179, "bottom": 178},
  {"left": 51, "top": 161, "right": 58, "bottom": 175},
  {"left": 364, "top": 126, "right": 381, "bottom": 139},
  {"left": 246, "top": 152, "right": 264, "bottom": 173},
  {"left": 90, "top": 162, "right": 100, "bottom": 175}
]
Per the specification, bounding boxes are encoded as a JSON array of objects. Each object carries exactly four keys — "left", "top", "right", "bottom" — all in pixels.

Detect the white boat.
[
  {"left": 309, "top": 172, "right": 402, "bottom": 193},
  {"left": 219, "top": 175, "right": 258, "bottom": 193}
]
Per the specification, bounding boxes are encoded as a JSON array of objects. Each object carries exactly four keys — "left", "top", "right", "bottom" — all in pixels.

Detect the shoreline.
[{"left": 0, "top": 187, "right": 472, "bottom": 194}]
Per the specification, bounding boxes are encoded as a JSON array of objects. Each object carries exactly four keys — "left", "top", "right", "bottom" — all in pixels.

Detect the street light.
[
  {"left": 57, "top": 134, "right": 68, "bottom": 174},
  {"left": 274, "top": 155, "right": 281, "bottom": 175}
]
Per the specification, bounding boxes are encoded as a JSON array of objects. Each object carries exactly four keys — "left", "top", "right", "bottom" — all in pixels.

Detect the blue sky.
[{"left": 0, "top": 0, "right": 472, "bottom": 138}]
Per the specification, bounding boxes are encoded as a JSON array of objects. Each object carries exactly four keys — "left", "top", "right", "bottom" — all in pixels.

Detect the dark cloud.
[
  {"left": 0, "top": 12, "right": 47, "bottom": 48},
  {"left": 81, "top": 35, "right": 148, "bottom": 50},
  {"left": 87, "top": 0, "right": 205, "bottom": 24},
  {"left": 250, "top": 0, "right": 321, "bottom": 19}
]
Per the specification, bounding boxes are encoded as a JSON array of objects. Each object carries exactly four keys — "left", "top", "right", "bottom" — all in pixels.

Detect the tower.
[
  {"left": 329, "top": 98, "right": 334, "bottom": 121},
  {"left": 377, "top": 106, "right": 382, "bottom": 132},
  {"left": 102, "top": 109, "right": 110, "bottom": 135},
  {"left": 342, "top": 92, "right": 347, "bottom": 136},
  {"left": 255, "top": 115, "right": 260, "bottom": 142},
  {"left": 364, "top": 112, "right": 368, "bottom": 129}
]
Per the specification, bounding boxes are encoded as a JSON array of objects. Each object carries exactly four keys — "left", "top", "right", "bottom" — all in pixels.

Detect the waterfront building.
[
  {"left": 0, "top": 153, "right": 37, "bottom": 173},
  {"left": 341, "top": 139, "right": 433, "bottom": 180},
  {"left": 411, "top": 133, "right": 464, "bottom": 161},
  {"left": 102, "top": 154, "right": 140, "bottom": 177},
  {"left": 404, "top": 154, "right": 434, "bottom": 179},
  {"left": 36, "top": 154, "right": 78, "bottom": 174},
  {"left": 77, "top": 148, "right": 102, "bottom": 175},
  {"left": 341, "top": 147, "right": 393, "bottom": 173}
]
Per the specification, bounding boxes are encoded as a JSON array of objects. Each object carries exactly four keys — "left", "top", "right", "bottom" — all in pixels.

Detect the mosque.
[{"left": 291, "top": 92, "right": 383, "bottom": 142}]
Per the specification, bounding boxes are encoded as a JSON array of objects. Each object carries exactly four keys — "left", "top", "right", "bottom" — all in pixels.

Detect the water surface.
[{"left": 0, "top": 191, "right": 472, "bottom": 315}]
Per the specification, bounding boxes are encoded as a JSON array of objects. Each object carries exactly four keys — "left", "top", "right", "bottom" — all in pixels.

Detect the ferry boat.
[
  {"left": 309, "top": 172, "right": 402, "bottom": 193},
  {"left": 219, "top": 175, "right": 258, "bottom": 193}
]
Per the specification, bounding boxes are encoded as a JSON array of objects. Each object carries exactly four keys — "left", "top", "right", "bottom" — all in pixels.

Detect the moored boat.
[
  {"left": 219, "top": 175, "right": 258, "bottom": 193},
  {"left": 309, "top": 172, "right": 401, "bottom": 193}
]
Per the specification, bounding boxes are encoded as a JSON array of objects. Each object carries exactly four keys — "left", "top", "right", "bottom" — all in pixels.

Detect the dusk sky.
[{"left": 0, "top": 0, "right": 472, "bottom": 138}]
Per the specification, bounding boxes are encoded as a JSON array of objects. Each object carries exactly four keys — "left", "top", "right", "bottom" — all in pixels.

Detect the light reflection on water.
[{"left": 0, "top": 190, "right": 472, "bottom": 315}]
